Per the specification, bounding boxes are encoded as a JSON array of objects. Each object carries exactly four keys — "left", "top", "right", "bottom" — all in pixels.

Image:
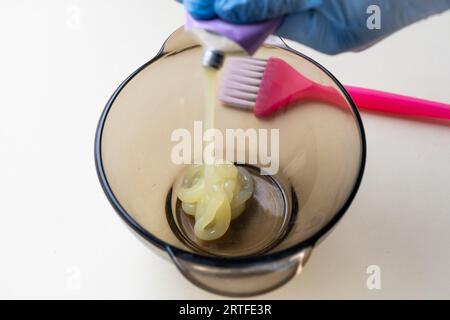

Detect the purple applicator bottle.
[{"left": 185, "top": 13, "right": 282, "bottom": 69}]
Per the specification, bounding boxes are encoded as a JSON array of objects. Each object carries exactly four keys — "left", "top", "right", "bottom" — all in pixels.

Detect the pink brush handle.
[
  {"left": 253, "top": 57, "right": 450, "bottom": 120},
  {"left": 345, "top": 85, "right": 450, "bottom": 120}
]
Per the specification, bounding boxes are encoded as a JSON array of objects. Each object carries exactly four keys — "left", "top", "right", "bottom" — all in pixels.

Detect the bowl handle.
[{"left": 167, "top": 246, "right": 313, "bottom": 297}]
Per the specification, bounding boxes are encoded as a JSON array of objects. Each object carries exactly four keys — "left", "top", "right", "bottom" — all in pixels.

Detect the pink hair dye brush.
[{"left": 219, "top": 57, "right": 450, "bottom": 120}]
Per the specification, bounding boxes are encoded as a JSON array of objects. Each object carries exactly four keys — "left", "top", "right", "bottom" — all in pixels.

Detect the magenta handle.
[
  {"left": 253, "top": 56, "right": 450, "bottom": 121},
  {"left": 345, "top": 85, "right": 450, "bottom": 120}
]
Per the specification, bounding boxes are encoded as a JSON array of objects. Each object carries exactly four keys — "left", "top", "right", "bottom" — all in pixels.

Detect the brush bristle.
[{"left": 219, "top": 57, "right": 268, "bottom": 110}]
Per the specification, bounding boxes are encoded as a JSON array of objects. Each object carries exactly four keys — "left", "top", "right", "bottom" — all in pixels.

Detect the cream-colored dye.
[
  {"left": 100, "top": 45, "right": 363, "bottom": 253},
  {"left": 176, "top": 68, "right": 254, "bottom": 241}
]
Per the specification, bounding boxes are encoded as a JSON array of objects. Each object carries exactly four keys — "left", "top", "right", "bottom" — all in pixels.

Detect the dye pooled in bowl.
[
  {"left": 177, "top": 163, "right": 254, "bottom": 240},
  {"left": 176, "top": 68, "right": 255, "bottom": 241}
]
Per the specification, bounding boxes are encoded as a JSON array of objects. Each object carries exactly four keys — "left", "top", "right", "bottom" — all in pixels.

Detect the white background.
[{"left": 1, "top": 0, "right": 450, "bottom": 299}]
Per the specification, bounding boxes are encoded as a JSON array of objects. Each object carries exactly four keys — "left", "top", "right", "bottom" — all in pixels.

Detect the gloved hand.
[{"left": 178, "top": 0, "right": 450, "bottom": 54}]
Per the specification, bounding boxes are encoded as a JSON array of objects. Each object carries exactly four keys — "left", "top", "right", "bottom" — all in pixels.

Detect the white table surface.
[{"left": 1, "top": 0, "right": 449, "bottom": 299}]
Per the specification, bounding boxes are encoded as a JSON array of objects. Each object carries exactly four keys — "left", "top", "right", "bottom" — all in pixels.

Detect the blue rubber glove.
[{"left": 179, "top": 0, "right": 450, "bottom": 54}]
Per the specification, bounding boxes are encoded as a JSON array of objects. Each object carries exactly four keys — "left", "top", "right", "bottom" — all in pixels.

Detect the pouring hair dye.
[
  {"left": 173, "top": 15, "right": 283, "bottom": 242},
  {"left": 176, "top": 68, "right": 254, "bottom": 241}
]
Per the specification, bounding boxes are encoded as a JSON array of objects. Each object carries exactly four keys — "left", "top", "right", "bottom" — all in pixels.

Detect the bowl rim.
[{"left": 94, "top": 28, "right": 367, "bottom": 267}]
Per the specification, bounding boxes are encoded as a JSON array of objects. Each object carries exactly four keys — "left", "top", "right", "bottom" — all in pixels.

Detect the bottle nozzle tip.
[{"left": 202, "top": 50, "right": 224, "bottom": 70}]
